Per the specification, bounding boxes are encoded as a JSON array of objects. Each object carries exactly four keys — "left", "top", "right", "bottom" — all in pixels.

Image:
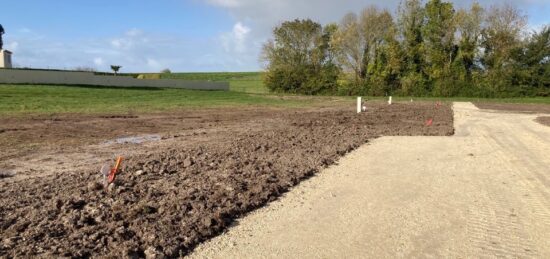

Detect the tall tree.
[
  {"left": 332, "top": 12, "right": 365, "bottom": 90},
  {"left": 262, "top": 19, "right": 339, "bottom": 95},
  {"left": 512, "top": 26, "right": 550, "bottom": 95},
  {"left": 369, "top": 25, "right": 404, "bottom": 96},
  {"left": 455, "top": 2, "right": 484, "bottom": 81},
  {"left": 481, "top": 4, "right": 527, "bottom": 95},
  {"left": 397, "top": 0, "right": 427, "bottom": 95},
  {"left": 332, "top": 7, "right": 395, "bottom": 93},
  {"left": 422, "top": 0, "right": 457, "bottom": 96}
]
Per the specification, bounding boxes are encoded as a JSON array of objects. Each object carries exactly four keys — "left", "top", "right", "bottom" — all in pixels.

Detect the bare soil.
[
  {"left": 474, "top": 102, "right": 550, "bottom": 114},
  {"left": 0, "top": 102, "right": 453, "bottom": 258},
  {"left": 473, "top": 102, "right": 550, "bottom": 127},
  {"left": 536, "top": 116, "right": 550, "bottom": 127}
]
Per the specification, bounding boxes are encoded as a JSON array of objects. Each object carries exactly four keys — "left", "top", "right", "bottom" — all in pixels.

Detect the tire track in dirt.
[
  {"left": 488, "top": 121, "right": 550, "bottom": 232},
  {"left": 454, "top": 108, "right": 536, "bottom": 258},
  {"left": 454, "top": 105, "right": 548, "bottom": 258}
]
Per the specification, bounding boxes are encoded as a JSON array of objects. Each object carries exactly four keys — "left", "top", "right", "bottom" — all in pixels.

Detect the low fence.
[{"left": 0, "top": 69, "right": 229, "bottom": 90}]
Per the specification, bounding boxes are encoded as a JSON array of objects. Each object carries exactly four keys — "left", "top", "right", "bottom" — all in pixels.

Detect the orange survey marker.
[
  {"left": 425, "top": 101, "right": 441, "bottom": 127},
  {"left": 425, "top": 118, "right": 434, "bottom": 126},
  {"left": 108, "top": 156, "right": 124, "bottom": 184}
]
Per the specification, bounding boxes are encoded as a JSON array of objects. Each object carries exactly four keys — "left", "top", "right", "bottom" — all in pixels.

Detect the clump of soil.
[{"left": 0, "top": 102, "right": 453, "bottom": 258}]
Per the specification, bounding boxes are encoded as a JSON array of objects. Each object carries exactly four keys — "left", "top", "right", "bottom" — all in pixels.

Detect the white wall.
[{"left": 0, "top": 69, "right": 229, "bottom": 90}]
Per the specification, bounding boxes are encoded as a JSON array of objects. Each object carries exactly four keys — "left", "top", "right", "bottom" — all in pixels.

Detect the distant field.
[
  {"left": 0, "top": 84, "right": 316, "bottom": 115},
  {"left": 160, "top": 72, "right": 267, "bottom": 94}
]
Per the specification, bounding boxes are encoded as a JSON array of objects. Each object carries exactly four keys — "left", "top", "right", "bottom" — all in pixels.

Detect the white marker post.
[
  {"left": 357, "top": 97, "right": 362, "bottom": 113},
  {"left": 388, "top": 96, "right": 393, "bottom": 105}
]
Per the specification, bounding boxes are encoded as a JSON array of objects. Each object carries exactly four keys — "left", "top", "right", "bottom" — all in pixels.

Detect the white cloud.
[
  {"left": 93, "top": 57, "right": 104, "bottom": 66},
  {"left": 125, "top": 28, "right": 143, "bottom": 37},
  {"left": 110, "top": 39, "right": 124, "bottom": 48},
  {"left": 146, "top": 58, "right": 162, "bottom": 69},
  {"left": 221, "top": 22, "right": 251, "bottom": 53},
  {"left": 206, "top": 0, "right": 242, "bottom": 8}
]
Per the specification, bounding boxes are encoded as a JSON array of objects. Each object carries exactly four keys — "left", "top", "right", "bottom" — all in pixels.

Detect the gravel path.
[{"left": 189, "top": 102, "right": 550, "bottom": 258}]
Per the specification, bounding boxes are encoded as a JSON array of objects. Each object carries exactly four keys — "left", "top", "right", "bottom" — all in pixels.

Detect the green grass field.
[
  {"left": 160, "top": 72, "right": 267, "bottom": 94},
  {"left": 0, "top": 84, "right": 316, "bottom": 115}
]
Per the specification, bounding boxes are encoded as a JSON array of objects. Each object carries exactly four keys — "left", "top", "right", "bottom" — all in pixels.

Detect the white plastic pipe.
[
  {"left": 357, "top": 97, "right": 362, "bottom": 113},
  {"left": 388, "top": 96, "right": 393, "bottom": 105}
]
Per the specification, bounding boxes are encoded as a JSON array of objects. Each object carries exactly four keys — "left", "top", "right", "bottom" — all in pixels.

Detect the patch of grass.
[
  {"left": 0, "top": 84, "right": 314, "bottom": 115},
  {"left": 160, "top": 72, "right": 268, "bottom": 94}
]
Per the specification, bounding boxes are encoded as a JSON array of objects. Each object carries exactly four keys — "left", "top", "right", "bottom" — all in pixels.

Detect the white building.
[{"left": 0, "top": 49, "right": 12, "bottom": 68}]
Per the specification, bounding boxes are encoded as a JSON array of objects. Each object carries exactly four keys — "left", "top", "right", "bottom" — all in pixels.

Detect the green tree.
[
  {"left": 455, "top": 2, "right": 484, "bottom": 82},
  {"left": 262, "top": 19, "right": 340, "bottom": 95},
  {"left": 422, "top": 0, "right": 457, "bottom": 96},
  {"left": 511, "top": 26, "right": 550, "bottom": 96},
  {"left": 110, "top": 65, "right": 122, "bottom": 76},
  {"left": 481, "top": 4, "right": 527, "bottom": 96},
  {"left": 332, "top": 7, "right": 396, "bottom": 94},
  {"left": 397, "top": 0, "right": 427, "bottom": 96},
  {"left": 332, "top": 12, "right": 365, "bottom": 91},
  {"left": 367, "top": 15, "right": 403, "bottom": 96}
]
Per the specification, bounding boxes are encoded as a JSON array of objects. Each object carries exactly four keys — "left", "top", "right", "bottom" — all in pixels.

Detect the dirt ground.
[
  {"left": 474, "top": 102, "right": 550, "bottom": 127},
  {"left": 189, "top": 102, "right": 550, "bottom": 258},
  {"left": 0, "top": 108, "right": 290, "bottom": 181},
  {"left": 474, "top": 102, "right": 550, "bottom": 114},
  {"left": 0, "top": 102, "right": 453, "bottom": 258},
  {"left": 536, "top": 117, "right": 550, "bottom": 127}
]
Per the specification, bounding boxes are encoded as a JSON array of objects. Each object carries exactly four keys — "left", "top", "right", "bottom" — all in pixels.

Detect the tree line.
[{"left": 262, "top": 0, "right": 550, "bottom": 97}]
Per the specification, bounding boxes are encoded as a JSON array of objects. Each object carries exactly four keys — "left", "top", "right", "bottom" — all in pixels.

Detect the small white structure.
[
  {"left": 388, "top": 96, "right": 393, "bottom": 105},
  {"left": 0, "top": 49, "right": 12, "bottom": 68},
  {"left": 357, "top": 97, "right": 362, "bottom": 113}
]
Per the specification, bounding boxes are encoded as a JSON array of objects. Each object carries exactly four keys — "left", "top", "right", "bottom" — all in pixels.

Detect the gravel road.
[{"left": 189, "top": 102, "right": 550, "bottom": 258}]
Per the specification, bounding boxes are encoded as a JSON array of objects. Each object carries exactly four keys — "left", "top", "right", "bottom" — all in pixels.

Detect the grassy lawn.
[
  {"left": 0, "top": 84, "right": 315, "bottom": 115},
  {"left": 160, "top": 72, "right": 268, "bottom": 94}
]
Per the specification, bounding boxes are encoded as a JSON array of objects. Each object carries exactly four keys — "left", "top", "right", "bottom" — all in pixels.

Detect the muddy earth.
[{"left": 0, "top": 102, "right": 453, "bottom": 258}]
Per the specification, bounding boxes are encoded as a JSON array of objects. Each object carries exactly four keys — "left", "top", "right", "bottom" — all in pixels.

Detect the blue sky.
[{"left": 1, "top": 0, "right": 548, "bottom": 72}]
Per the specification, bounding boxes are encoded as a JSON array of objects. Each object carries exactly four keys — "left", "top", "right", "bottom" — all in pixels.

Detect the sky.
[{"left": 1, "top": 0, "right": 549, "bottom": 72}]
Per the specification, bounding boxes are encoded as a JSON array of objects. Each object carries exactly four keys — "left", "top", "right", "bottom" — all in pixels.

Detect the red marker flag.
[{"left": 426, "top": 118, "right": 434, "bottom": 126}]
